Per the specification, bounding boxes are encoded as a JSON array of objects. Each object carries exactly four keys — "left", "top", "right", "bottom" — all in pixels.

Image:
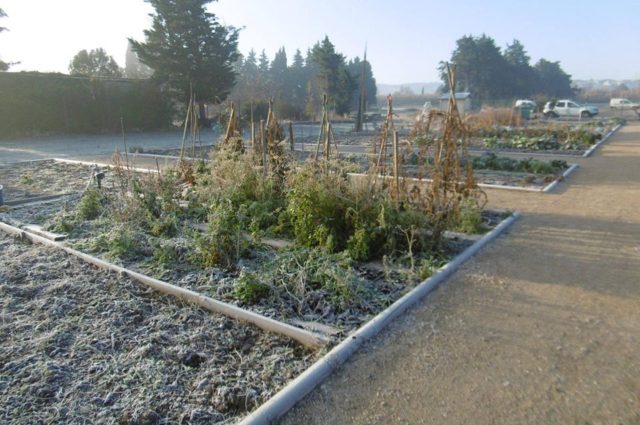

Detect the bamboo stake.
[
  {"left": 324, "top": 119, "right": 330, "bottom": 163},
  {"left": 0, "top": 221, "right": 330, "bottom": 349},
  {"left": 392, "top": 129, "right": 400, "bottom": 203},
  {"left": 191, "top": 92, "right": 198, "bottom": 158},
  {"left": 120, "top": 117, "right": 131, "bottom": 184},
  {"left": 180, "top": 90, "right": 193, "bottom": 161}
]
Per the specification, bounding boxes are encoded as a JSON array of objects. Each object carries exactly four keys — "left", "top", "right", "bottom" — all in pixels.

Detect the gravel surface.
[{"left": 0, "top": 233, "right": 315, "bottom": 424}]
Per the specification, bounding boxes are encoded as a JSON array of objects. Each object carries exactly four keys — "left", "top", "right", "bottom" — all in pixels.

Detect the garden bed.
[
  {"left": 467, "top": 118, "right": 623, "bottom": 156},
  {"left": 0, "top": 157, "right": 508, "bottom": 336},
  {"left": 0, "top": 159, "right": 106, "bottom": 204},
  {"left": 0, "top": 232, "right": 314, "bottom": 424}
]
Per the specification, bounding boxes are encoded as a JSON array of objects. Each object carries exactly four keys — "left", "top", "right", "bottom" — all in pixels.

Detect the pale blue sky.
[{"left": 2, "top": 0, "right": 638, "bottom": 83}]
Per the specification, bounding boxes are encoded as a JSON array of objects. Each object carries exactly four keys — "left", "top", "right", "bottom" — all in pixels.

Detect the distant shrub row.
[{"left": 0, "top": 72, "right": 173, "bottom": 137}]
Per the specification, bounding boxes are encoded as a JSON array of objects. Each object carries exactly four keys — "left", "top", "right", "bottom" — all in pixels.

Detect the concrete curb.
[
  {"left": 477, "top": 182, "right": 540, "bottom": 192},
  {"left": 468, "top": 149, "right": 576, "bottom": 158},
  {"left": 238, "top": 211, "right": 522, "bottom": 425},
  {"left": 542, "top": 163, "right": 579, "bottom": 193},
  {"left": 52, "top": 158, "right": 158, "bottom": 174},
  {"left": 582, "top": 124, "right": 622, "bottom": 158},
  {"left": 349, "top": 172, "right": 576, "bottom": 194}
]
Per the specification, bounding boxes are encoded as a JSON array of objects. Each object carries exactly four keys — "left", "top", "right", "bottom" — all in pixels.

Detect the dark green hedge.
[{"left": 0, "top": 72, "right": 173, "bottom": 137}]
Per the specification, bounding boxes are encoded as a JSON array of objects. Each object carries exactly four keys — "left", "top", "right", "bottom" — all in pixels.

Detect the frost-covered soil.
[
  {"left": 0, "top": 233, "right": 315, "bottom": 424},
  {"left": 0, "top": 159, "right": 115, "bottom": 204}
]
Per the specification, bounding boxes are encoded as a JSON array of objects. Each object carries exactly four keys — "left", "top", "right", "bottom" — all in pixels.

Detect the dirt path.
[{"left": 279, "top": 124, "right": 640, "bottom": 424}]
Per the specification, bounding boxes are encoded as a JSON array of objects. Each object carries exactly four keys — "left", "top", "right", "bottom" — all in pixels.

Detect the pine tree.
[
  {"left": 311, "top": 36, "right": 356, "bottom": 115},
  {"left": 129, "top": 0, "right": 239, "bottom": 118}
]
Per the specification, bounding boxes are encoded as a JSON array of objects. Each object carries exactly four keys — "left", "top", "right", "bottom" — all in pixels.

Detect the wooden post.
[
  {"left": 251, "top": 121, "right": 255, "bottom": 151},
  {"left": 289, "top": 121, "right": 295, "bottom": 151},
  {"left": 261, "top": 119, "right": 268, "bottom": 176}
]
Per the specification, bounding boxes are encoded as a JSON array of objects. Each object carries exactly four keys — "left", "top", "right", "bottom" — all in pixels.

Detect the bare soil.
[
  {"left": 279, "top": 124, "right": 640, "bottom": 424},
  {"left": 0, "top": 232, "right": 315, "bottom": 424},
  {"left": 0, "top": 160, "right": 98, "bottom": 203}
]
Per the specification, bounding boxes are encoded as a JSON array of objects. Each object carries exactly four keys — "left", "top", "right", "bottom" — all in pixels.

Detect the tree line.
[
  {"left": 64, "top": 1, "right": 376, "bottom": 123},
  {"left": 440, "top": 35, "right": 574, "bottom": 103},
  {"left": 1, "top": 1, "right": 584, "bottom": 135},
  {"left": 230, "top": 37, "right": 376, "bottom": 122}
]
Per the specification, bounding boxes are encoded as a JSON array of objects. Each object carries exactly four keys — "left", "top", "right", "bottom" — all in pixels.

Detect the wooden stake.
[
  {"left": 289, "top": 121, "right": 294, "bottom": 151},
  {"left": 261, "top": 119, "right": 268, "bottom": 176}
]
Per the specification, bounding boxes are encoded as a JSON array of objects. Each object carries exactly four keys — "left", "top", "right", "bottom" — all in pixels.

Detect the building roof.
[{"left": 439, "top": 92, "right": 471, "bottom": 100}]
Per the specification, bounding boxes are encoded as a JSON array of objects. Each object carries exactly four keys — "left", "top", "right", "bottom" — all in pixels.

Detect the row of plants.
[
  {"left": 473, "top": 118, "right": 624, "bottom": 152},
  {"left": 482, "top": 131, "right": 599, "bottom": 151},
  {"left": 470, "top": 153, "right": 568, "bottom": 175},
  {"left": 46, "top": 153, "right": 482, "bottom": 323}
]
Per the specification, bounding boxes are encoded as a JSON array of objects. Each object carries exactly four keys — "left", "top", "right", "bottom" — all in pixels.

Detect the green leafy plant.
[
  {"left": 104, "top": 227, "right": 143, "bottom": 260},
  {"left": 151, "top": 241, "right": 179, "bottom": 268},
  {"left": 77, "top": 189, "right": 102, "bottom": 220},
  {"left": 454, "top": 199, "right": 484, "bottom": 234},
  {"left": 189, "top": 200, "right": 249, "bottom": 270},
  {"left": 233, "top": 270, "right": 270, "bottom": 304}
]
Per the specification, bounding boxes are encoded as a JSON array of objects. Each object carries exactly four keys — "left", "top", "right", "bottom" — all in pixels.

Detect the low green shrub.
[
  {"left": 189, "top": 200, "right": 250, "bottom": 269},
  {"left": 77, "top": 189, "right": 103, "bottom": 220},
  {"left": 104, "top": 227, "right": 143, "bottom": 260},
  {"left": 151, "top": 241, "right": 179, "bottom": 267},
  {"left": 454, "top": 199, "right": 484, "bottom": 234},
  {"left": 233, "top": 270, "right": 270, "bottom": 304}
]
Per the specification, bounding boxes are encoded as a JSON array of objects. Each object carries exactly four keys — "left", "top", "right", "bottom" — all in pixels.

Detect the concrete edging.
[
  {"left": 52, "top": 158, "right": 159, "bottom": 174},
  {"left": 542, "top": 163, "right": 579, "bottom": 193},
  {"left": 238, "top": 211, "right": 522, "bottom": 425},
  {"left": 582, "top": 124, "right": 622, "bottom": 158}
]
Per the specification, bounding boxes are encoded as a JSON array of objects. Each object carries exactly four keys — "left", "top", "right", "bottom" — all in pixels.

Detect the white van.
[{"left": 610, "top": 98, "right": 639, "bottom": 109}]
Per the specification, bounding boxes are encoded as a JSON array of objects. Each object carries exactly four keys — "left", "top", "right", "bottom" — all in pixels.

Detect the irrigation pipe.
[
  {"left": 582, "top": 124, "right": 622, "bottom": 157},
  {"left": 0, "top": 221, "right": 330, "bottom": 349},
  {"left": 239, "top": 211, "right": 521, "bottom": 425},
  {"left": 542, "top": 163, "right": 579, "bottom": 193}
]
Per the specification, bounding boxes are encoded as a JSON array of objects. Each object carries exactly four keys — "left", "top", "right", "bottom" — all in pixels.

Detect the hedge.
[{"left": 0, "top": 72, "right": 173, "bottom": 137}]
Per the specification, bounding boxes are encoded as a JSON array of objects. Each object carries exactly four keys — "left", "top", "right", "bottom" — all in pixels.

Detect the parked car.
[
  {"left": 543, "top": 100, "right": 599, "bottom": 118},
  {"left": 610, "top": 98, "right": 640, "bottom": 110},
  {"left": 514, "top": 99, "right": 536, "bottom": 109}
]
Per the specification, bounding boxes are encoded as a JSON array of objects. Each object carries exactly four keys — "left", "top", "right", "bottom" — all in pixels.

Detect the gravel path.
[{"left": 279, "top": 124, "right": 640, "bottom": 424}]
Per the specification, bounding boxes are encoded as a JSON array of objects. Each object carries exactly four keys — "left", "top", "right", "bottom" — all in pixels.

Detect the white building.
[{"left": 438, "top": 92, "right": 472, "bottom": 114}]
